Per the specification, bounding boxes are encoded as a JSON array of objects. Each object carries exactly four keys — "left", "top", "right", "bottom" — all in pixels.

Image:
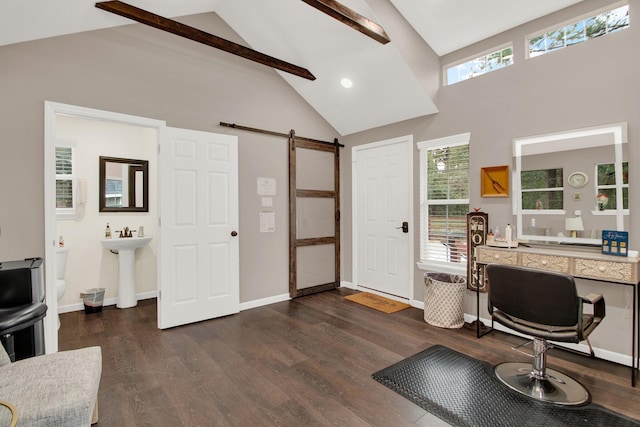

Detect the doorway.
[
  {"left": 44, "top": 102, "right": 165, "bottom": 352},
  {"left": 352, "top": 135, "right": 413, "bottom": 300}
]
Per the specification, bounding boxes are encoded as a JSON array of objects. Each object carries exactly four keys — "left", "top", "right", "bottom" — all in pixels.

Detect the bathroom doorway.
[{"left": 44, "top": 102, "right": 165, "bottom": 353}]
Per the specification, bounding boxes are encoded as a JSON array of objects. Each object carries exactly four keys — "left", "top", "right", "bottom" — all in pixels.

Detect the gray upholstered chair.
[
  {"left": 486, "top": 264, "right": 605, "bottom": 406},
  {"left": 0, "top": 344, "right": 102, "bottom": 426}
]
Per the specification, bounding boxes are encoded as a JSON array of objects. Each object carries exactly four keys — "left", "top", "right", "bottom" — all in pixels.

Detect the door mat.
[
  {"left": 344, "top": 292, "right": 411, "bottom": 314},
  {"left": 372, "top": 345, "right": 640, "bottom": 427}
]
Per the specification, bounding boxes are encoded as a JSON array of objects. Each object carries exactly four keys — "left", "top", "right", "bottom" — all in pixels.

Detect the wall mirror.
[
  {"left": 99, "top": 156, "right": 149, "bottom": 212},
  {"left": 513, "top": 122, "right": 628, "bottom": 246}
]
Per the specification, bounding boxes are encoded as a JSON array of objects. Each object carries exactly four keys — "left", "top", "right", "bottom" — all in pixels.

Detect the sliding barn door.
[{"left": 289, "top": 131, "right": 340, "bottom": 297}]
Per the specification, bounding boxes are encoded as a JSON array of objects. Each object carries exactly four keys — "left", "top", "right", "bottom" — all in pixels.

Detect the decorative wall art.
[{"left": 480, "top": 166, "right": 509, "bottom": 198}]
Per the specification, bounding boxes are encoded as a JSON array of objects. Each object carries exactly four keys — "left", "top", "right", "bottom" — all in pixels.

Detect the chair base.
[{"left": 494, "top": 362, "right": 591, "bottom": 406}]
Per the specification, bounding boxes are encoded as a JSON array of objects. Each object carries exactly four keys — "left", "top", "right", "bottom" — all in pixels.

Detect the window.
[
  {"left": 528, "top": 3, "right": 629, "bottom": 58},
  {"left": 55, "top": 145, "right": 76, "bottom": 219},
  {"left": 445, "top": 45, "right": 513, "bottom": 86},
  {"left": 520, "top": 168, "right": 564, "bottom": 211},
  {"left": 596, "top": 161, "right": 628, "bottom": 211},
  {"left": 417, "top": 133, "right": 470, "bottom": 274}
]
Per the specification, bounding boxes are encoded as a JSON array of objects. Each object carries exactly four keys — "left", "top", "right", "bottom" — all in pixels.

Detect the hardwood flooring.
[{"left": 59, "top": 288, "right": 640, "bottom": 426}]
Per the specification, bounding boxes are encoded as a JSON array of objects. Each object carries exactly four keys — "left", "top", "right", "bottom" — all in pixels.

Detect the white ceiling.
[{"left": 0, "top": 0, "right": 583, "bottom": 135}]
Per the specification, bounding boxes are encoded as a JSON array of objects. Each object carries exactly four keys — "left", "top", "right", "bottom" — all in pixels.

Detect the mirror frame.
[
  {"left": 513, "top": 122, "right": 628, "bottom": 246},
  {"left": 99, "top": 156, "right": 149, "bottom": 212}
]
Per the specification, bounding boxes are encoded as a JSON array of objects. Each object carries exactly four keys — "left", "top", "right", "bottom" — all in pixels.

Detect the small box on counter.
[{"left": 602, "top": 230, "right": 628, "bottom": 257}]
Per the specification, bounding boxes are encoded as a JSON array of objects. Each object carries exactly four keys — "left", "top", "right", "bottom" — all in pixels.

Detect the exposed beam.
[
  {"left": 300, "top": 0, "right": 390, "bottom": 44},
  {"left": 95, "top": 1, "right": 316, "bottom": 80}
]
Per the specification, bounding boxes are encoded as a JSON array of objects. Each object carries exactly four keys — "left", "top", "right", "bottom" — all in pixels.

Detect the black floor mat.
[{"left": 372, "top": 345, "right": 640, "bottom": 427}]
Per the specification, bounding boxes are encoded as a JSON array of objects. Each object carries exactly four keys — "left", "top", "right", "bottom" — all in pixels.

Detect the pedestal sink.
[{"left": 100, "top": 236, "right": 152, "bottom": 308}]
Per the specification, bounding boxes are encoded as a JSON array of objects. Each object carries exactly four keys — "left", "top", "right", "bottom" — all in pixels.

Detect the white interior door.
[
  {"left": 158, "top": 127, "right": 239, "bottom": 329},
  {"left": 353, "top": 136, "right": 412, "bottom": 299}
]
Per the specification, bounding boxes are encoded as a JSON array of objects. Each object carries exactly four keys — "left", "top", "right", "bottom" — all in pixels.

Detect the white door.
[
  {"left": 158, "top": 127, "right": 239, "bottom": 329},
  {"left": 353, "top": 136, "right": 413, "bottom": 299}
]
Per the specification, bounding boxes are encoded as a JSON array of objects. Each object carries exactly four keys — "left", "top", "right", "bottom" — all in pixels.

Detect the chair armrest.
[
  {"left": 581, "top": 293, "right": 602, "bottom": 304},
  {"left": 581, "top": 293, "right": 605, "bottom": 321}
]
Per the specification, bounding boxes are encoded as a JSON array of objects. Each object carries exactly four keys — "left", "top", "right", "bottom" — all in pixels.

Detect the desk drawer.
[
  {"left": 476, "top": 248, "right": 518, "bottom": 265},
  {"left": 574, "top": 258, "right": 636, "bottom": 283},
  {"left": 521, "top": 253, "right": 570, "bottom": 274}
]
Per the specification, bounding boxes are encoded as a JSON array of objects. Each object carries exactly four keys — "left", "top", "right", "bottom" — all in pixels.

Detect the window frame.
[
  {"left": 520, "top": 167, "right": 565, "bottom": 214},
  {"left": 525, "top": 1, "right": 629, "bottom": 59},
  {"left": 594, "top": 161, "right": 629, "bottom": 214},
  {"left": 417, "top": 133, "right": 470, "bottom": 275},
  {"left": 444, "top": 43, "right": 513, "bottom": 86},
  {"left": 55, "top": 142, "right": 77, "bottom": 220}
]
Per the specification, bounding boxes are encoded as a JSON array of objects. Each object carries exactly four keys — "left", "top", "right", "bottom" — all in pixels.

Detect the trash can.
[
  {"left": 80, "top": 288, "right": 105, "bottom": 314},
  {"left": 424, "top": 272, "right": 467, "bottom": 329}
]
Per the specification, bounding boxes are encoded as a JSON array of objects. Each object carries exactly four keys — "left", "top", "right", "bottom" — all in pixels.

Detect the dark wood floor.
[{"left": 59, "top": 288, "right": 640, "bottom": 426}]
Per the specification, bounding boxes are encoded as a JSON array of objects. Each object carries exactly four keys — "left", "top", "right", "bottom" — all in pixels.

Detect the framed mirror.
[
  {"left": 99, "top": 156, "right": 149, "bottom": 212},
  {"left": 513, "top": 122, "right": 628, "bottom": 246}
]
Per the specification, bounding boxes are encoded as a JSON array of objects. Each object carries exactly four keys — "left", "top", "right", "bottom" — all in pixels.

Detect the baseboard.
[
  {"left": 59, "top": 291, "right": 291, "bottom": 314},
  {"left": 58, "top": 291, "right": 158, "bottom": 313},
  {"left": 239, "top": 293, "right": 291, "bottom": 311},
  {"left": 462, "top": 313, "right": 633, "bottom": 368}
]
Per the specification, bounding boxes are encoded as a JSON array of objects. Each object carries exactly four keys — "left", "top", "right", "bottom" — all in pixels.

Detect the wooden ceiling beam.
[
  {"left": 95, "top": 1, "right": 316, "bottom": 80},
  {"left": 300, "top": 0, "right": 390, "bottom": 44}
]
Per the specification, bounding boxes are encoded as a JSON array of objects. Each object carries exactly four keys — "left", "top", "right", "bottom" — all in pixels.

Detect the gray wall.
[
  {"left": 0, "top": 13, "right": 337, "bottom": 303},
  {"left": 341, "top": 0, "right": 639, "bottom": 303}
]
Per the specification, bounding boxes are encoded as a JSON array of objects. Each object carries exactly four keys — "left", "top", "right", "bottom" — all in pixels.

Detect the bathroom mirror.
[
  {"left": 99, "top": 156, "right": 149, "bottom": 212},
  {"left": 513, "top": 122, "right": 628, "bottom": 246}
]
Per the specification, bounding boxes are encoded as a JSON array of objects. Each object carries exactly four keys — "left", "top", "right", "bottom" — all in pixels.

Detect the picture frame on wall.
[{"left": 480, "top": 165, "right": 509, "bottom": 198}]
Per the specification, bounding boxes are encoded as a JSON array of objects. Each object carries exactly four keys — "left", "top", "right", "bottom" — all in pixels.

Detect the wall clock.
[{"left": 568, "top": 171, "right": 589, "bottom": 188}]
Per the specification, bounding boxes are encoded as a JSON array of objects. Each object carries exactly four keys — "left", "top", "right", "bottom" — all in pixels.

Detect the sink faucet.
[{"left": 119, "top": 227, "right": 134, "bottom": 238}]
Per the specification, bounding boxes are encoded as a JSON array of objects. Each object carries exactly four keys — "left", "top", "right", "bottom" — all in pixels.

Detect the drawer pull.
[
  {"left": 494, "top": 254, "right": 500, "bottom": 259},
  {"left": 541, "top": 260, "right": 547, "bottom": 266},
  {"left": 598, "top": 266, "right": 606, "bottom": 272}
]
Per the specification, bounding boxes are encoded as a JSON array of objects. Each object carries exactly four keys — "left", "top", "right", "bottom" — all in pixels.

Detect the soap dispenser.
[{"left": 105, "top": 223, "right": 111, "bottom": 239}]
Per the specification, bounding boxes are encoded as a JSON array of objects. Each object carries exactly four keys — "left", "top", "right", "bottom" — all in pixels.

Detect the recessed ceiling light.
[{"left": 341, "top": 78, "right": 353, "bottom": 88}]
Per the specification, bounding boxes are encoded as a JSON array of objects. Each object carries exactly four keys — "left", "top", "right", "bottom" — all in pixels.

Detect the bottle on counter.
[
  {"left": 494, "top": 226, "right": 500, "bottom": 240},
  {"left": 505, "top": 224, "right": 512, "bottom": 244},
  {"left": 105, "top": 223, "right": 111, "bottom": 239}
]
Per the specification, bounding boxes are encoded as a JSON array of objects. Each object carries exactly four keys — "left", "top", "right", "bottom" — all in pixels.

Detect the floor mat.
[
  {"left": 344, "top": 292, "right": 411, "bottom": 314},
  {"left": 372, "top": 345, "right": 640, "bottom": 427}
]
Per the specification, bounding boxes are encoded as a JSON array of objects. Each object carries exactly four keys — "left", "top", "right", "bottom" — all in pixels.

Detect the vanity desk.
[{"left": 474, "top": 244, "right": 640, "bottom": 386}]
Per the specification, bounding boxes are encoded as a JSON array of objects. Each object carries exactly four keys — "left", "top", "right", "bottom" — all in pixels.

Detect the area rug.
[
  {"left": 372, "top": 345, "right": 640, "bottom": 427},
  {"left": 344, "top": 292, "right": 411, "bottom": 314}
]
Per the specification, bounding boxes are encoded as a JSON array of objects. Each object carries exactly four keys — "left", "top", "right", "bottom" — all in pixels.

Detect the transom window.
[
  {"left": 417, "top": 133, "right": 470, "bottom": 274},
  {"left": 445, "top": 45, "right": 513, "bottom": 86},
  {"left": 528, "top": 3, "right": 629, "bottom": 58}
]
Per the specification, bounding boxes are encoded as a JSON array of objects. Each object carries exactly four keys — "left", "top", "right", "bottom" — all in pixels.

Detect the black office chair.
[{"left": 486, "top": 264, "right": 605, "bottom": 406}]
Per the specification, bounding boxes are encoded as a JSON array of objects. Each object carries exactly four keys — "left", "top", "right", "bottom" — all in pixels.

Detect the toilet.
[{"left": 55, "top": 247, "right": 68, "bottom": 328}]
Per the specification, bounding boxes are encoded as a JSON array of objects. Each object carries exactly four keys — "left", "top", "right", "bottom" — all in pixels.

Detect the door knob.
[
  {"left": 396, "top": 222, "right": 409, "bottom": 233},
  {"left": 231, "top": 231, "right": 238, "bottom": 237}
]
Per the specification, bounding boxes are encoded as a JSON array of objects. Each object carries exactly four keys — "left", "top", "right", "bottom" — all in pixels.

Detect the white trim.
[
  {"left": 525, "top": 1, "right": 629, "bottom": 59},
  {"left": 351, "top": 135, "right": 414, "bottom": 301},
  {"left": 44, "top": 101, "right": 166, "bottom": 353},
  {"left": 463, "top": 313, "right": 633, "bottom": 367},
  {"left": 416, "top": 132, "right": 470, "bottom": 151},
  {"left": 443, "top": 43, "right": 513, "bottom": 86},
  {"left": 239, "top": 293, "right": 291, "bottom": 311}
]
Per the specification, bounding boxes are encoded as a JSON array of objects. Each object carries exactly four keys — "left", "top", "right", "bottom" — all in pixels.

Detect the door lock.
[{"left": 396, "top": 221, "right": 409, "bottom": 233}]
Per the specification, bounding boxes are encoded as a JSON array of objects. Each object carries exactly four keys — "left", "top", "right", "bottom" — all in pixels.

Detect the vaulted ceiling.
[{"left": 1, "top": 0, "right": 582, "bottom": 135}]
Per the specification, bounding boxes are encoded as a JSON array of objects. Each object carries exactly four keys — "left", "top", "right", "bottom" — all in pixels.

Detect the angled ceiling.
[{"left": 1, "top": 0, "right": 582, "bottom": 135}]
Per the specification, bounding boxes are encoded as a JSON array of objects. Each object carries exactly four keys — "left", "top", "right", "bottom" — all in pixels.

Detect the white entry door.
[
  {"left": 158, "top": 127, "right": 239, "bottom": 329},
  {"left": 353, "top": 136, "right": 413, "bottom": 299}
]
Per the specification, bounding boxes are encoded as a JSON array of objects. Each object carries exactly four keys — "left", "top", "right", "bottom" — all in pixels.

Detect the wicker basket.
[{"left": 424, "top": 272, "right": 467, "bottom": 329}]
